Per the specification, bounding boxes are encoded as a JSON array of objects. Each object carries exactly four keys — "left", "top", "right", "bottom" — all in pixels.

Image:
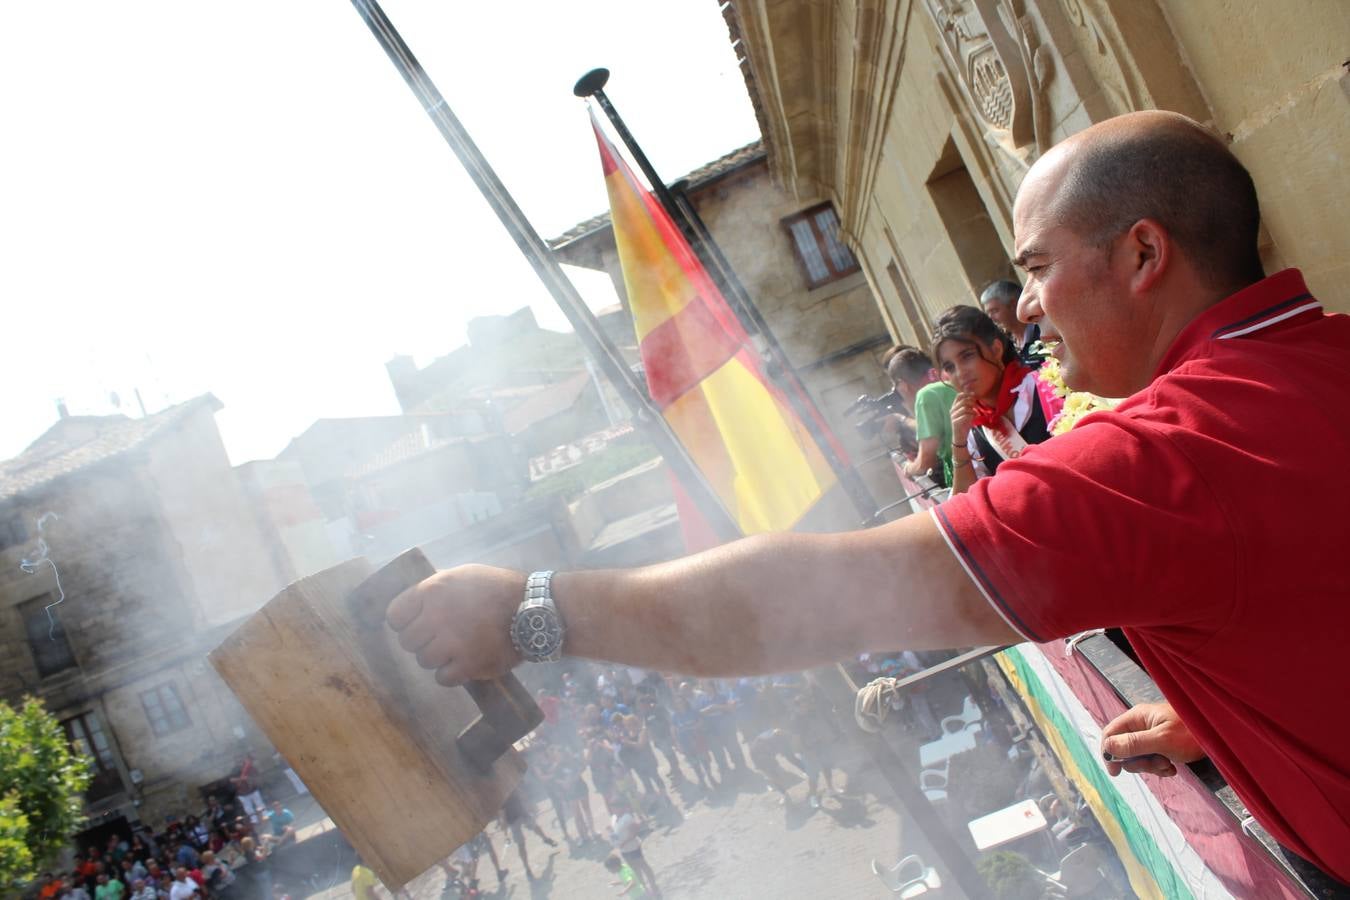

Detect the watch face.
[{"left": 514, "top": 605, "right": 562, "bottom": 659}]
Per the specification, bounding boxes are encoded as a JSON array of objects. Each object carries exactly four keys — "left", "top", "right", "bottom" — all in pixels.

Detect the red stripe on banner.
[
  {"left": 639, "top": 296, "right": 742, "bottom": 408},
  {"left": 594, "top": 117, "right": 853, "bottom": 468},
  {"left": 594, "top": 123, "right": 619, "bottom": 176},
  {"left": 1033, "top": 643, "right": 1306, "bottom": 899}
]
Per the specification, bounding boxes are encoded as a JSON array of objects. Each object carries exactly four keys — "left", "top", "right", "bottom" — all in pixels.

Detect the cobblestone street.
[{"left": 311, "top": 734, "right": 962, "bottom": 900}]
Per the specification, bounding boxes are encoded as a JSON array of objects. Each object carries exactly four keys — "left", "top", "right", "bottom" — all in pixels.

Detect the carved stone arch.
[
  {"left": 1056, "top": 0, "right": 1153, "bottom": 116},
  {"left": 923, "top": 0, "right": 1037, "bottom": 149}
]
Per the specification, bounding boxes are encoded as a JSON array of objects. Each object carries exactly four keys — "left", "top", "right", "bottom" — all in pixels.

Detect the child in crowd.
[
  {"left": 608, "top": 799, "right": 661, "bottom": 898},
  {"left": 604, "top": 851, "right": 648, "bottom": 896}
]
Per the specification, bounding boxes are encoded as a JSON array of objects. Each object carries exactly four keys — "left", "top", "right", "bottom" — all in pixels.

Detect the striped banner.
[
  {"left": 592, "top": 115, "right": 836, "bottom": 543},
  {"left": 996, "top": 644, "right": 1304, "bottom": 898}
]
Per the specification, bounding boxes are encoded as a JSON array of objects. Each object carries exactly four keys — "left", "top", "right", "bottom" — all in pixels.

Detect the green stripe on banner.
[{"left": 1002, "top": 647, "right": 1194, "bottom": 900}]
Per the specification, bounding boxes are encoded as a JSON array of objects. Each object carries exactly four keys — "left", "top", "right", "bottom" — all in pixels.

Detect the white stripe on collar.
[{"left": 1216, "top": 300, "right": 1322, "bottom": 340}]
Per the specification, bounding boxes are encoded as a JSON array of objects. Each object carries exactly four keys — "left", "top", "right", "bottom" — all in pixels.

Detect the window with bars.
[
  {"left": 20, "top": 594, "right": 77, "bottom": 678},
  {"left": 783, "top": 203, "right": 861, "bottom": 289},
  {"left": 62, "top": 711, "right": 124, "bottom": 802},
  {"left": 140, "top": 683, "right": 192, "bottom": 736}
]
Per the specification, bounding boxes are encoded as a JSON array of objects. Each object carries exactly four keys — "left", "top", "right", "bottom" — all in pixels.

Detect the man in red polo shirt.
[{"left": 384, "top": 111, "right": 1350, "bottom": 883}]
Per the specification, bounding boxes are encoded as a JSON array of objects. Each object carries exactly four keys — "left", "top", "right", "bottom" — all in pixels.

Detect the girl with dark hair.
[{"left": 931, "top": 305, "right": 1062, "bottom": 494}]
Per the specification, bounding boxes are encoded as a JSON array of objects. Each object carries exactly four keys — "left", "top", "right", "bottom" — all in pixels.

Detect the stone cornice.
[
  {"left": 729, "top": 0, "right": 835, "bottom": 200},
  {"left": 836, "top": 0, "right": 916, "bottom": 246}
]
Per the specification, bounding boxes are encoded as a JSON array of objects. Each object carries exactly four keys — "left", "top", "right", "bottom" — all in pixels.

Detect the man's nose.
[{"left": 1017, "top": 289, "right": 1041, "bottom": 324}]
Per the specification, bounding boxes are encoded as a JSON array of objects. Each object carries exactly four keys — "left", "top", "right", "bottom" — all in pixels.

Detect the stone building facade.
[
  {"left": 720, "top": 1, "right": 1348, "bottom": 889},
  {"left": 724, "top": 0, "right": 1349, "bottom": 345},
  {"left": 0, "top": 396, "right": 289, "bottom": 837}
]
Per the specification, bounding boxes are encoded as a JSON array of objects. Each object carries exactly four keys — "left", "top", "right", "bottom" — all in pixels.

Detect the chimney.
[
  {"left": 385, "top": 355, "right": 420, "bottom": 413},
  {"left": 56, "top": 398, "right": 69, "bottom": 419}
]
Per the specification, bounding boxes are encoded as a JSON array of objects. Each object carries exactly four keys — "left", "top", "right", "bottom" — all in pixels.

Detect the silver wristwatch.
[{"left": 510, "top": 571, "right": 566, "bottom": 663}]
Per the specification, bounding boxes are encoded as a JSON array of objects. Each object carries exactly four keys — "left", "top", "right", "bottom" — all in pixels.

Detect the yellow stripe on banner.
[
  {"left": 603, "top": 171, "right": 693, "bottom": 342},
  {"left": 664, "top": 355, "right": 833, "bottom": 533},
  {"left": 996, "top": 653, "right": 1166, "bottom": 900}
]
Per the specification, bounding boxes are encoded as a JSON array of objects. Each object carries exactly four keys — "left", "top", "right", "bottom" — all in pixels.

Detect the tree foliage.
[
  {"left": 0, "top": 697, "right": 91, "bottom": 889},
  {"left": 977, "top": 850, "right": 1045, "bottom": 900}
]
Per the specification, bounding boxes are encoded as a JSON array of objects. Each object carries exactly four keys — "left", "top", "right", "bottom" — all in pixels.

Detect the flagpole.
[
  {"left": 573, "top": 69, "right": 881, "bottom": 526},
  {"left": 346, "top": 0, "right": 742, "bottom": 545}
]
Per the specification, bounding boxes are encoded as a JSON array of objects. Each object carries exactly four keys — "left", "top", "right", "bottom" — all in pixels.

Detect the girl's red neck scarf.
[{"left": 971, "top": 359, "right": 1034, "bottom": 436}]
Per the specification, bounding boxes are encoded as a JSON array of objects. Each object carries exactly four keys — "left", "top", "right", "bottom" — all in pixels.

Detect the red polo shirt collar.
[{"left": 1153, "top": 268, "right": 1319, "bottom": 378}]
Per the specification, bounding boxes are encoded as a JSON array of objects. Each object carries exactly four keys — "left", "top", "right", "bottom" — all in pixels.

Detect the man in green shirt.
[
  {"left": 884, "top": 347, "right": 957, "bottom": 487},
  {"left": 93, "top": 873, "right": 125, "bottom": 900}
]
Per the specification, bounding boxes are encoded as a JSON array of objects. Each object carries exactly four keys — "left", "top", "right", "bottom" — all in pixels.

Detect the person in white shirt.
[
  {"left": 609, "top": 798, "right": 661, "bottom": 898},
  {"left": 167, "top": 869, "right": 199, "bottom": 900}
]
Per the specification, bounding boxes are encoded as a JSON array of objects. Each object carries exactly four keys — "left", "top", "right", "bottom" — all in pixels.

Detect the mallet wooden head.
[{"left": 209, "top": 551, "right": 543, "bottom": 889}]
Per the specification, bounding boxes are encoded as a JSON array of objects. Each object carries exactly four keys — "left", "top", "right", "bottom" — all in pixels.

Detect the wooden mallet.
[{"left": 210, "top": 548, "right": 543, "bottom": 889}]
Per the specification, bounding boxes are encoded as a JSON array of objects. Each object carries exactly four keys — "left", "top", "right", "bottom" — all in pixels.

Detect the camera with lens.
[{"left": 845, "top": 390, "right": 917, "bottom": 453}]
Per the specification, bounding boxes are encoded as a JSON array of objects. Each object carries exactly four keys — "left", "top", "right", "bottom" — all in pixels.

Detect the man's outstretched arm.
[{"left": 385, "top": 511, "right": 1021, "bottom": 684}]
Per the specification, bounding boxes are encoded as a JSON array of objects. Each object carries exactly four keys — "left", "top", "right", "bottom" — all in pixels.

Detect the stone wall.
[
  {"left": 98, "top": 650, "right": 273, "bottom": 826},
  {"left": 1154, "top": 0, "right": 1350, "bottom": 299},
  {"left": 0, "top": 466, "right": 196, "bottom": 700},
  {"left": 735, "top": 0, "right": 1350, "bottom": 343},
  {"left": 0, "top": 411, "right": 290, "bottom": 827},
  {"left": 144, "top": 405, "right": 287, "bottom": 627}
]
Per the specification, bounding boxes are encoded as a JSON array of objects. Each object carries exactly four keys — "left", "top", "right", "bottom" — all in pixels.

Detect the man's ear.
[{"left": 1121, "top": 218, "right": 1170, "bottom": 293}]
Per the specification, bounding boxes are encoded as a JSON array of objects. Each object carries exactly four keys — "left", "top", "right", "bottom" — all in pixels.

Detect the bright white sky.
[{"left": 1, "top": 1, "right": 759, "bottom": 464}]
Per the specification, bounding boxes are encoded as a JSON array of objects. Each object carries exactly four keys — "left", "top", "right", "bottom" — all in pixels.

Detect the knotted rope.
[{"left": 854, "top": 676, "right": 905, "bottom": 733}]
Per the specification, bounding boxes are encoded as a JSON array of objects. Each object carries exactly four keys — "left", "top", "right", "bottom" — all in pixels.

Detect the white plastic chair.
[
  {"left": 919, "top": 768, "right": 948, "bottom": 791},
  {"left": 940, "top": 695, "right": 986, "bottom": 736},
  {"left": 872, "top": 856, "right": 943, "bottom": 897},
  {"left": 919, "top": 767, "right": 948, "bottom": 806}
]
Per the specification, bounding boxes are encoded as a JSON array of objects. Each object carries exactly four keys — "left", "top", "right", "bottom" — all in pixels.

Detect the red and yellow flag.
[{"left": 591, "top": 117, "right": 836, "bottom": 546}]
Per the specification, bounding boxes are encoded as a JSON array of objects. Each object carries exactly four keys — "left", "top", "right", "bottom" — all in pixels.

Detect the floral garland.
[{"left": 1034, "top": 344, "right": 1121, "bottom": 435}]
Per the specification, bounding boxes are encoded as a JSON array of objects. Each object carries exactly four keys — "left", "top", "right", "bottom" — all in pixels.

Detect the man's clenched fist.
[{"left": 385, "top": 564, "right": 526, "bottom": 686}]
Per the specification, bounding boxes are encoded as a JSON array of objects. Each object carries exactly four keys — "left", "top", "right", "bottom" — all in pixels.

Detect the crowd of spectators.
[
  {"left": 34, "top": 756, "right": 299, "bottom": 900},
  {"left": 417, "top": 663, "right": 850, "bottom": 898}
]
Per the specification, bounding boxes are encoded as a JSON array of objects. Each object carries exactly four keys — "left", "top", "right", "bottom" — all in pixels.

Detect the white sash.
[{"left": 977, "top": 414, "right": 1030, "bottom": 463}]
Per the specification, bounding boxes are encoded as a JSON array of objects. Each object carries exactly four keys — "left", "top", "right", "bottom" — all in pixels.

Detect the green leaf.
[{"left": 0, "top": 697, "right": 92, "bottom": 890}]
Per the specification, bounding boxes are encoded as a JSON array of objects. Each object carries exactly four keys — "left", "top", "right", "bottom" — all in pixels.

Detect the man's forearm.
[
  {"left": 904, "top": 438, "right": 940, "bottom": 479},
  {"left": 388, "top": 509, "right": 1018, "bottom": 684},
  {"left": 555, "top": 514, "right": 1017, "bottom": 676}
]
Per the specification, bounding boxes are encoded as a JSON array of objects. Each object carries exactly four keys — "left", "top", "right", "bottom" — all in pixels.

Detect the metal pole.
[
  {"left": 573, "top": 68, "right": 880, "bottom": 526},
  {"left": 347, "top": 0, "right": 742, "bottom": 544}
]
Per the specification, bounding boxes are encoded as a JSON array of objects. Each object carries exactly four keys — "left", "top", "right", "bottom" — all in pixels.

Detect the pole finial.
[{"left": 573, "top": 68, "right": 610, "bottom": 98}]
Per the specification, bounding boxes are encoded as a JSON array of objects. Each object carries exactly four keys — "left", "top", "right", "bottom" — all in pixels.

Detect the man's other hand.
[
  {"left": 1100, "top": 701, "right": 1206, "bottom": 778},
  {"left": 385, "top": 564, "right": 524, "bottom": 686}
]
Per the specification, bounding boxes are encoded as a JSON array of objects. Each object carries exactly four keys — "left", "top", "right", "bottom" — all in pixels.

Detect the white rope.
[
  {"left": 19, "top": 512, "right": 66, "bottom": 639},
  {"left": 854, "top": 676, "right": 905, "bottom": 733}
]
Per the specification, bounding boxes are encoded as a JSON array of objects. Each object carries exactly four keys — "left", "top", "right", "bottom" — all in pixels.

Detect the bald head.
[{"left": 1027, "top": 110, "right": 1263, "bottom": 292}]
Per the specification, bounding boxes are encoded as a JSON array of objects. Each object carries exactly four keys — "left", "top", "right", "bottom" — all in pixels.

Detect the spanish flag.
[{"left": 592, "top": 116, "right": 836, "bottom": 547}]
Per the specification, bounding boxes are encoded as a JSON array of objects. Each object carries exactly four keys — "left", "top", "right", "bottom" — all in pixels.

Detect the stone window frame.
[
  {"left": 140, "top": 683, "right": 192, "bottom": 737},
  {"left": 62, "top": 710, "right": 125, "bottom": 802},
  {"left": 781, "top": 202, "right": 861, "bottom": 289},
  {"left": 19, "top": 593, "right": 78, "bottom": 678}
]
